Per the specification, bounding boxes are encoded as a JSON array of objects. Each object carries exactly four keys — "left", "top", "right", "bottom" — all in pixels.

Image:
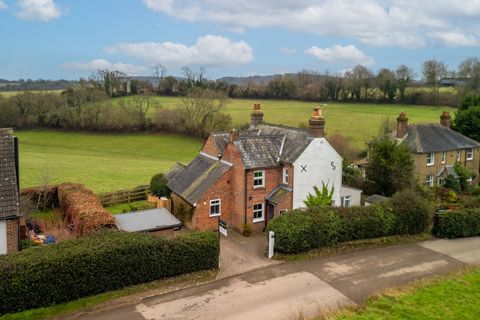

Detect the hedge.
[
  {"left": 267, "top": 190, "right": 433, "bottom": 254},
  {"left": 0, "top": 231, "right": 219, "bottom": 315},
  {"left": 433, "top": 209, "right": 480, "bottom": 239}
]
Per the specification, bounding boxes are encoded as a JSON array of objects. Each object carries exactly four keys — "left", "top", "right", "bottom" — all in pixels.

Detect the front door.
[{"left": 267, "top": 202, "right": 275, "bottom": 221}]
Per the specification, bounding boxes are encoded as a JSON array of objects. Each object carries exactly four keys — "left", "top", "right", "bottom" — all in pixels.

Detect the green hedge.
[
  {"left": 433, "top": 209, "right": 480, "bottom": 239},
  {"left": 267, "top": 190, "right": 433, "bottom": 254},
  {"left": 0, "top": 231, "right": 219, "bottom": 315}
]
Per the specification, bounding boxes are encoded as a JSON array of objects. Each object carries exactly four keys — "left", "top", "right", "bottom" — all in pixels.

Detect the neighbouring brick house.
[
  {"left": 357, "top": 112, "right": 480, "bottom": 187},
  {"left": 166, "top": 104, "right": 362, "bottom": 233},
  {"left": 0, "top": 128, "right": 21, "bottom": 254}
]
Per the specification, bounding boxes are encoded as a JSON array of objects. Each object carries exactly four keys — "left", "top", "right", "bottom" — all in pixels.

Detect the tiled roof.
[
  {"left": 364, "top": 194, "right": 389, "bottom": 204},
  {"left": 401, "top": 124, "right": 480, "bottom": 153},
  {"left": 265, "top": 185, "right": 292, "bottom": 205},
  {"left": 234, "top": 135, "right": 284, "bottom": 169},
  {"left": 0, "top": 128, "right": 20, "bottom": 219},
  {"left": 165, "top": 153, "right": 231, "bottom": 205}
]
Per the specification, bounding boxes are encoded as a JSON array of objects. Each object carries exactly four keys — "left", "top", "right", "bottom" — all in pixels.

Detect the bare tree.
[
  {"left": 458, "top": 57, "right": 480, "bottom": 91},
  {"left": 90, "top": 69, "right": 128, "bottom": 97},
  {"left": 131, "top": 93, "right": 160, "bottom": 129},
  {"left": 152, "top": 64, "right": 167, "bottom": 94},
  {"left": 422, "top": 59, "right": 447, "bottom": 105},
  {"left": 396, "top": 65, "right": 414, "bottom": 102}
]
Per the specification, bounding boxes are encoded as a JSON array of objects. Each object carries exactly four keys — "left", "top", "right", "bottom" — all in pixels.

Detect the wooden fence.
[{"left": 97, "top": 185, "right": 150, "bottom": 207}]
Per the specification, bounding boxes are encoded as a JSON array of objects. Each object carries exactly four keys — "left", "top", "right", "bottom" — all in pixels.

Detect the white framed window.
[
  {"left": 253, "top": 170, "right": 265, "bottom": 188},
  {"left": 467, "top": 148, "right": 473, "bottom": 161},
  {"left": 425, "top": 175, "right": 434, "bottom": 187},
  {"left": 279, "top": 209, "right": 287, "bottom": 214},
  {"left": 438, "top": 177, "right": 445, "bottom": 186},
  {"left": 283, "top": 167, "right": 289, "bottom": 184},
  {"left": 253, "top": 203, "right": 264, "bottom": 223},
  {"left": 426, "top": 152, "right": 435, "bottom": 166},
  {"left": 209, "top": 199, "right": 221, "bottom": 217},
  {"left": 441, "top": 152, "right": 446, "bottom": 164},
  {"left": 341, "top": 196, "right": 351, "bottom": 208},
  {"left": 456, "top": 150, "right": 461, "bottom": 161}
]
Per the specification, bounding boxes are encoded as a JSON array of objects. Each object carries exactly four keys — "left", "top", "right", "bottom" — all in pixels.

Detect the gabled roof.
[
  {"left": 266, "top": 185, "right": 292, "bottom": 205},
  {"left": 0, "top": 128, "right": 20, "bottom": 220},
  {"left": 234, "top": 135, "right": 284, "bottom": 169},
  {"left": 400, "top": 124, "right": 480, "bottom": 153},
  {"left": 437, "top": 165, "right": 458, "bottom": 178},
  {"left": 365, "top": 194, "right": 389, "bottom": 204},
  {"left": 165, "top": 153, "right": 231, "bottom": 205}
]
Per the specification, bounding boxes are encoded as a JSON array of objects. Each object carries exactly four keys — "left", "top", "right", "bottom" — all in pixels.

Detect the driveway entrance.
[{"left": 217, "top": 230, "right": 283, "bottom": 279}]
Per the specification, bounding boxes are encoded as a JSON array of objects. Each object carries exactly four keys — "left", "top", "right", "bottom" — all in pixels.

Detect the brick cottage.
[
  {"left": 0, "top": 128, "right": 21, "bottom": 254},
  {"left": 166, "top": 104, "right": 361, "bottom": 233}
]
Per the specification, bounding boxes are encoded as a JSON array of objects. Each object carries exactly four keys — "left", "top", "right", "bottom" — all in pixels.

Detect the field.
[
  {"left": 334, "top": 268, "right": 480, "bottom": 320},
  {"left": 17, "top": 130, "right": 201, "bottom": 193},
  {"left": 0, "top": 90, "right": 64, "bottom": 97},
  {"left": 116, "top": 95, "right": 456, "bottom": 147}
]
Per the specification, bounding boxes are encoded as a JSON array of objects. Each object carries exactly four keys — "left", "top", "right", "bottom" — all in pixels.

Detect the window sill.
[
  {"left": 467, "top": 158, "right": 473, "bottom": 161},
  {"left": 252, "top": 218, "right": 265, "bottom": 223},
  {"left": 426, "top": 163, "right": 434, "bottom": 167},
  {"left": 210, "top": 214, "right": 221, "bottom": 218},
  {"left": 253, "top": 186, "right": 265, "bottom": 190}
]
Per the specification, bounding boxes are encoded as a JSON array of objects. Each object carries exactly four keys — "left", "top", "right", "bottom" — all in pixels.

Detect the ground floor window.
[
  {"left": 341, "top": 196, "right": 351, "bottom": 208},
  {"left": 253, "top": 203, "right": 264, "bottom": 223},
  {"left": 425, "top": 175, "right": 434, "bottom": 187},
  {"left": 438, "top": 177, "right": 445, "bottom": 186},
  {"left": 210, "top": 199, "right": 221, "bottom": 217},
  {"left": 279, "top": 209, "right": 287, "bottom": 214}
]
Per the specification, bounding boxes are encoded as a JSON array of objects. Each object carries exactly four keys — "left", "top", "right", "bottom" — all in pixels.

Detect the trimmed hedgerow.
[
  {"left": 390, "top": 189, "right": 433, "bottom": 235},
  {"left": 266, "top": 211, "right": 315, "bottom": 253},
  {"left": 0, "top": 231, "right": 219, "bottom": 315},
  {"left": 433, "top": 209, "right": 480, "bottom": 239}
]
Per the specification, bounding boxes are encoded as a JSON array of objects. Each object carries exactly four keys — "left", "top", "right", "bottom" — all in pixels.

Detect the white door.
[{"left": 0, "top": 221, "right": 7, "bottom": 255}]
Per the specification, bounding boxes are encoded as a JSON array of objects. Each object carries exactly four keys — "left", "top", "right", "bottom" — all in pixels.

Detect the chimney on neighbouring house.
[
  {"left": 250, "top": 103, "right": 264, "bottom": 126},
  {"left": 440, "top": 111, "right": 451, "bottom": 128},
  {"left": 396, "top": 112, "right": 408, "bottom": 139},
  {"left": 229, "top": 129, "right": 239, "bottom": 143},
  {"left": 308, "top": 107, "right": 325, "bottom": 138}
]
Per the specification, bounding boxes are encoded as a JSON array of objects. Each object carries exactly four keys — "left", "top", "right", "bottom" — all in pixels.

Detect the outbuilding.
[{"left": 115, "top": 208, "right": 182, "bottom": 237}]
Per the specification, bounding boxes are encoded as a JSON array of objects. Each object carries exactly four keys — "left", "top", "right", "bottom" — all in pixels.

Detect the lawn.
[
  {"left": 17, "top": 130, "right": 202, "bottom": 193},
  {"left": 333, "top": 268, "right": 480, "bottom": 320},
  {"left": 115, "top": 96, "right": 456, "bottom": 147}
]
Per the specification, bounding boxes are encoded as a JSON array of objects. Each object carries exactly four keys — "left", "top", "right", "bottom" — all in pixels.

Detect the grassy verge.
[
  {"left": 105, "top": 200, "right": 156, "bottom": 214},
  {"left": 275, "top": 233, "right": 433, "bottom": 262},
  {"left": 0, "top": 270, "right": 216, "bottom": 320},
  {"left": 332, "top": 267, "right": 480, "bottom": 320}
]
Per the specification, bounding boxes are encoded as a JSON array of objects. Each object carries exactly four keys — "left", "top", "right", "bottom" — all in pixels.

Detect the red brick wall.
[
  {"left": 6, "top": 218, "right": 19, "bottom": 253},
  {"left": 201, "top": 135, "right": 220, "bottom": 157}
]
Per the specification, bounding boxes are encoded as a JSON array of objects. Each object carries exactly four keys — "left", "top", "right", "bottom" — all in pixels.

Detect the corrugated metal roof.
[
  {"left": 0, "top": 128, "right": 20, "bottom": 220},
  {"left": 401, "top": 124, "right": 480, "bottom": 153},
  {"left": 115, "top": 208, "right": 182, "bottom": 232},
  {"left": 166, "top": 153, "right": 231, "bottom": 205}
]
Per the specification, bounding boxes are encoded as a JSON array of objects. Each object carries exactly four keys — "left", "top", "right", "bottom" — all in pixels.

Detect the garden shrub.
[
  {"left": 390, "top": 189, "right": 433, "bottom": 235},
  {"left": 306, "top": 208, "right": 342, "bottom": 247},
  {"left": 335, "top": 204, "right": 395, "bottom": 242},
  {"left": 433, "top": 209, "right": 480, "bottom": 239},
  {"left": 0, "top": 230, "right": 219, "bottom": 315},
  {"left": 463, "top": 196, "right": 480, "bottom": 209},
  {"left": 266, "top": 211, "right": 315, "bottom": 253},
  {"left": 150, "top": 173, "right": 170, "bottom": 197}
]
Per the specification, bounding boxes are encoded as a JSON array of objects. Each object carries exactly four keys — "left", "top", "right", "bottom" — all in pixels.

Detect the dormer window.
[
  {"left": 426, "top": 152, "right": 435, "bottom": 166},
  {"left": 283, "top": 167, "right": 289, "bottom": 184}
]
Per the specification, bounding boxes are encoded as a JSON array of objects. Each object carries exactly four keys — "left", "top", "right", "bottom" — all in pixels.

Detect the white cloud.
[
  {"left": 16, "top": 0, "right": 61, "bottom": 21},
  {"left": 0, "top": 1, "right": 7, "bottom": 10},
  {"left": 305, "top": 45, "right": 374, "bottom": 66},
  {"left": 281, "top": 47, "right": 296, "bottom": 55},
  {"left": 105, "top": 35, "right": 253, "bottom": 67},
  {"left": 62, "top": 59, "right": 146, "bottom": 75},
  {"left": 143, "top": 0, "right": 480, "bottom": 48},
  {"left": 428, "top": 31, "right": 479, "bottom": 47}
]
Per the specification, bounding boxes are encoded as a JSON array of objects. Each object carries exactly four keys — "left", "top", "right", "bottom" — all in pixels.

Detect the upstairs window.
[
  {"left": 456, "top": 150, "right": 461, "bottom": 161},
  {"left": 441, "top": 152, "right": 446, "bottom": 164},
  {"left": 467, "top": 148, "right": 473, "bottom": 161},
  {"left": 210, "top": 199, "right": 221, "bottom": 217},
  {"left": 283, "top": 167, "right": 289, "bottom": 184},
  {"left": 426, "top": 152, "right": 435, "bottom": 166},
  {"left": 253, "top": 170, "right": 265, "bottom": 188}
]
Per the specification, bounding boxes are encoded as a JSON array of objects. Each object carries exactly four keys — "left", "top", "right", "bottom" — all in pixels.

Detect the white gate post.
[{"left": 268, "top": 231, "right": 275, "bottom": 259}]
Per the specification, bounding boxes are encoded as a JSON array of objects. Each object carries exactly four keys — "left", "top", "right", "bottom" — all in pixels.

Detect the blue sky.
[{"left": 1, "top": 0, "right": 479, "bottom": 80}]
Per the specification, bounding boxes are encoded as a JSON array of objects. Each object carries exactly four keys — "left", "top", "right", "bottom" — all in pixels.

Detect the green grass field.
[
  {"left": 334, "top": 268, "right": 480, "bottom": 320},
  {"left": 0, "top": 90, "right": 64, "bottom": 97},
  {"left": 116, "top": 95, "right": 456, "bottom": 147},
  {"left": 17, "top": 130, "right": 201, "bottom": 193}
]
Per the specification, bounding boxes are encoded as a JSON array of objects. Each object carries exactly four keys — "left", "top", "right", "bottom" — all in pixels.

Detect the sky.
[{"left": 0, "top": 0, "right": 479, "bottom": 80}]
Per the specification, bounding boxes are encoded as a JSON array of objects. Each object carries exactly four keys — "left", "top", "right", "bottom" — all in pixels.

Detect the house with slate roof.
[
  {"left": 0, "top": 128, "right": 21, "bottom": 254},
  {"left": 166, "top": 104, "right": 361, "bottom": 232},
  {"left": 357, "top": 112, "right": 480, "bottom": 188}
]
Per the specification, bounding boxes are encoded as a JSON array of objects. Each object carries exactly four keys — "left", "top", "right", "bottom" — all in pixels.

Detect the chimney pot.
[
  {"left": 440, "top": 111, "right": 451, "bottom": 128},
  {"left": 308, "top": 107, "right": 325, "bottom": 138},
  {"left": 396, "top": 112, "right": 408, "bottom": 139},
  {"left": 229, "top": 129, "right": 240, "bottom": 143}
]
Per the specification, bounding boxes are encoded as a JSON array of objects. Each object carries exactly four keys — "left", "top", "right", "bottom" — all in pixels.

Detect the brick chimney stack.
[
  {"left": 250, "top": 103, "right": 264, "bottom": 127},
  {"left": 228, "top": 129, "right": 239, "bottom": 143},
  {"left": 440, "top": 111, "right": 451, "bottom": 128},
  {"left": 396, "top": 112, "right": 408, "bottom": 139},
  {"left": 308, "top": 107, "right": 326, "bottom": 138}
]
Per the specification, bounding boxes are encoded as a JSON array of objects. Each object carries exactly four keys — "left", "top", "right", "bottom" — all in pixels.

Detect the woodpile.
[{"left": 57, "top": 183, "right": 115, "bottom": 236}]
